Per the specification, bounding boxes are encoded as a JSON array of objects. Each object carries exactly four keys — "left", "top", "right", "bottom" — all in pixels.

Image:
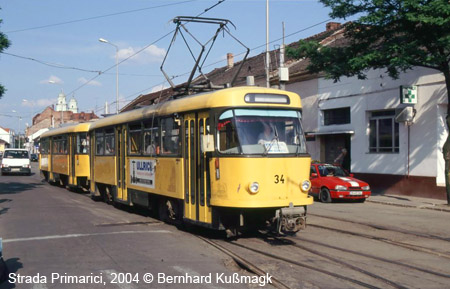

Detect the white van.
[{"left": 0, "top": 148, "right": 31, "bottom": 176}]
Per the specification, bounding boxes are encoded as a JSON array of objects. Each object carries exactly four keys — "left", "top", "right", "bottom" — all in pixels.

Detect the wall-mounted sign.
[{"left": 400, "top": 85, "right": 418, "bottom": 104}]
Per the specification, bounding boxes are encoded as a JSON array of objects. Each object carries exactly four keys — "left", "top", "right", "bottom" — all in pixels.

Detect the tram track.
[
  {"left": 309, "top": 223, "right": 450, "bottom": 260},
  {"left": 197, "top": 236, "right": 291, "bottom": 289},
  {"left": 291, "top": 236, "right": 450, "bottom": 279},
  {"left": 266, "top": 235, "right": 410, "bottom": 289},
  {"left": 199, "top": 235, "right": 399, "bottom": 289},
  {"left": 309, "top": 213, "right": 450, "bottom": 242}
]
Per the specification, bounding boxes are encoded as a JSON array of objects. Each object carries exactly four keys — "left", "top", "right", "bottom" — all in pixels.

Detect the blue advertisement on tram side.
[{"left": 130, "top": 159, "right": 156, "bottom": 189}]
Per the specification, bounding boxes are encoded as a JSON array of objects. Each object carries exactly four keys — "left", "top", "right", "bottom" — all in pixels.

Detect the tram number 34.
[{"left": 274, "top": 174, "right": 285, "bottom": 184}]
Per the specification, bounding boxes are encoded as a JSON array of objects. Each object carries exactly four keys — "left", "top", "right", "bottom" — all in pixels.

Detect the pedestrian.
[{"left": 334, "top": 147, "right": 347, "bottom": 165}]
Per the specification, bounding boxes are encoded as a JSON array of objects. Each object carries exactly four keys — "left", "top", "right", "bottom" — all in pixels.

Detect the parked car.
[
  {"left": 0, "top": 148, "right": 31, "bottom": 176},
  {"left": 310, "top": 163, "right": 371, "bottom": 203},
  {"left": 30, "top": 153, "right": 38, "bottom": 162}
]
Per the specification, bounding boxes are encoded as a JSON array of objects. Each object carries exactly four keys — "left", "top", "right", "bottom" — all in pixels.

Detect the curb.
[{"left": 367, "top": 199, "right": 450, "bottom": 213}]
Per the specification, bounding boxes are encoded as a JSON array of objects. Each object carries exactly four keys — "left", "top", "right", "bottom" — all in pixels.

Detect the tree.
[
  {"left": 0, "top": 8, "right": 11, "bottom": 98},
  {"left": 287, "top": 0, "right": 450, "bottom": 204}
]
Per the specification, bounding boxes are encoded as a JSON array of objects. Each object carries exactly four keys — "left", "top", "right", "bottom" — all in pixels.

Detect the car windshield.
[
  {"left": 318, "top": 164, "right": 348, "bottom": 177},
  {"left": 4, "top": 150, "right": 29, "bottom": 159},
  {"left": 217, "top": 109, "right": 307, "bottom": 155}
]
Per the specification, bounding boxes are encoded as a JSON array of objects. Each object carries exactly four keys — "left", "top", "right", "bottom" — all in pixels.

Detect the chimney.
[
  {"left": 227, "top": 53, "right": 234, "bottom": 69},
  {"left": 326, "top": 22, "right": 341, "bottom": 31}
]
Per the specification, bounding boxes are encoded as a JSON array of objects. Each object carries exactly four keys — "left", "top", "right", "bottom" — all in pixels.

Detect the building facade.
[
  {"left": 0, "top": 126, "right": 13, "bottom": 151},
  {"left": 290, "top": 67, "right": 447, "bottom": 199}
]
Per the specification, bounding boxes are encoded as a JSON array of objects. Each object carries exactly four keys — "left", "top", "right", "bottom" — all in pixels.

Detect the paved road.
[
  {"left": 0, "top": 163, "right": 248, "bottom": 289},
  {"left": 2, "top": 162, "right": 450, "bottom": 289}
]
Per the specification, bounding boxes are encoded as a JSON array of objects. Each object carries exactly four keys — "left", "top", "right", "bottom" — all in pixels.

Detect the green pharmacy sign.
[{"left": 400, "top": 85, "right": 418, "bottom": 104}]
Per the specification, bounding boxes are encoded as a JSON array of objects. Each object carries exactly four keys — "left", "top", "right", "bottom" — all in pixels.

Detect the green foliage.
[
  {"left": 286, "top": 0, "right": 450, "bottom": 82},
  {"left": 0, "top": 8, "right": 11, "bottom": 98}
]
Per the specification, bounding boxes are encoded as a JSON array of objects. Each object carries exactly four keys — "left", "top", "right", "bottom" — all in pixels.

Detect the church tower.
[
  {"left": 68, "top": 95, "right": 78, "bottom": 113},
  {"left": 55, "top": 90, "right": 67, "bottom": 112}
]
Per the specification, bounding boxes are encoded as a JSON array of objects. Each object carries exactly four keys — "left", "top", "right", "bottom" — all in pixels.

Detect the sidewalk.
[{"left": 368, "top": 194, "right": 450, "bottom": 212}]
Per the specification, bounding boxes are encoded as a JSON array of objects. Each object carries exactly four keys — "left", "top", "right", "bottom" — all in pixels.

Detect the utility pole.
[
  {"left": 265, "top": 0, "right": 270, "bottom": 88},
  {"left": 279, "top": 22, "right": 289, "bottom": 90}
]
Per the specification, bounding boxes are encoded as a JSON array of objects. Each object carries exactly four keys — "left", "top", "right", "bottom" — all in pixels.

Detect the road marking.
[
  {"left": 2, "top": 230, "right": 170, "bottom": 243},
  {"left": 32, "top": 284, "right": 48, "bottom": 289},
  {"left": 101, "top": 270, "right": 137, "bottom": 289}
]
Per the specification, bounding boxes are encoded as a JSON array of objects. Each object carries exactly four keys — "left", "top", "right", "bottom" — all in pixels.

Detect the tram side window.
[
  {"left": 143, "top": 121, "right": 159, "bottom": 156},
  {"left": 218, "top": 116, "right": 240, "bottom": 154},
  {"left": 104, "top": 129, "right": 115, "bottom": 155},
  {"left": 161, "top": 117, "right": 180, "bottom": 155},
  {"left": 52, "top": 137, "right": 59, "bottom": 154},
  {"left": 52, "top": 136, "right": 68, "bottom": 154},
  {"left": 96, "top": 132, "right": 104, "bottom": 155},
  {"left": 77, "top": 133, "right": 89, "bottom": 154},
  {"left": 40, "top": 138, "right": 49, "bottom": 154},
  {"left": 128, "top": 124, "right": 142, "bottom": 155}
]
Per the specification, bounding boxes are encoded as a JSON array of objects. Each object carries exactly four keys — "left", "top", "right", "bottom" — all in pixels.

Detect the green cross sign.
[{"left": 400, "top": 85, "right": 417, "bottom": 104}]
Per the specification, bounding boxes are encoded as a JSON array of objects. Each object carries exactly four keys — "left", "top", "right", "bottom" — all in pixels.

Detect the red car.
[{"left": 310, "top": 163, "right": 371, "bottom": 203}]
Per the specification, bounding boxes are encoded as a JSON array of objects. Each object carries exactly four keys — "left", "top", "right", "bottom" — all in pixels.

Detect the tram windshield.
[{"left": 217, "top": 109, "right": 307, "bottom": 155}]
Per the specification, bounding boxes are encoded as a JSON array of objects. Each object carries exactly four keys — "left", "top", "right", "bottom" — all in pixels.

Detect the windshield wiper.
[
  {"left": 295, "top": 127, "right": 300, "bottom": 155},
  {"left": 263, "top": 126, "right": 279, "bottom": 156}
]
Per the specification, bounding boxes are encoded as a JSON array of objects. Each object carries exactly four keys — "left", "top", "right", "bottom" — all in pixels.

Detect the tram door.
[
  {"left": 184, "top": 112, "right": 212, "bottom": 224},
  {"left": 115, "top": 125, "right": 127, "bottom": 202}
]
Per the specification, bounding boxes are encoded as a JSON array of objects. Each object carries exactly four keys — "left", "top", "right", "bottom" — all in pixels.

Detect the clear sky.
[{"left": 0, "top": 0, "right": 346, "bottom": 134}]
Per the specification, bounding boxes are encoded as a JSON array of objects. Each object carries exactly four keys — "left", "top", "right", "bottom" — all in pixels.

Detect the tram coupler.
[{"left": 275, "top": 203, "right": 306, "bottom": 235}]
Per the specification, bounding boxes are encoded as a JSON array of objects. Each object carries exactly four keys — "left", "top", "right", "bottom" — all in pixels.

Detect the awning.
[{"left": 306, "top": 130, "right": 355, "bottom": 136}]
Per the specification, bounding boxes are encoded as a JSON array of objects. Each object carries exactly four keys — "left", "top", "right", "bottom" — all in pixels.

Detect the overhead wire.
[
  {"left": 199, "top": 18, "right": 333, "bottom": 71},
  {"left": 5, "top": 0, "right": 198, "bottom": 34},
  {"left": 92, "top": 17, "right": 333, "bottom": 113},
  {"left": 0, "top": 52, "right": 164, "bottom": 77},
  {"left": 1, "top": 52, "right": 102, "bottom": 74},
  {"left": 83, "top": 0, "right": 228, "bottom": 113},
  {"left": 5, "top": 0, "right": 328, "bottom": 114}
]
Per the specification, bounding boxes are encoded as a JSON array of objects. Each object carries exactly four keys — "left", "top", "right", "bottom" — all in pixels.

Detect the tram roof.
[
  {"left": 89, "top": 86, "right": 302, "bottom": 131},
  {"left": 40, "top": 122, "right": 92, "bottom": 138}
]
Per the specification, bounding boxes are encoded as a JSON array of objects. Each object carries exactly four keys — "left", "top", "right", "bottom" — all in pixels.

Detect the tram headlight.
[
  {"left": 362, "top": 185, "right": 370, "bottom": 191},
  {"left": 248, "top": 182, "right": 260, "bottom": 194},
  {"left": 300, "top": 180, "right": 311, "bottom": 192}
]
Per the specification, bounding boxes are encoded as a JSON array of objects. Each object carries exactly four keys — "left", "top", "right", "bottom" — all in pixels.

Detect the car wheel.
[{"left": 320, "top": 188, "right": 332, "bottom": 203}]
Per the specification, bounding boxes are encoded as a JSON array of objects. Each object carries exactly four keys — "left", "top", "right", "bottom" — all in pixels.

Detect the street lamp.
[{"left": 99, "top": 37, "right": 119, "bottom": 114}]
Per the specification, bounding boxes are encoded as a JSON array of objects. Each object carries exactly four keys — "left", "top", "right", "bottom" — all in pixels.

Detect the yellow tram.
[
  {"left": 39, "top": 122, "right": 91, "bottom": 189},
  {"left": 88, "top": 86, "right": 313, "bottom": 235}
]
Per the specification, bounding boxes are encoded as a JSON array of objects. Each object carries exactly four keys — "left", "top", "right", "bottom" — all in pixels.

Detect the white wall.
[
  {"left": 0, "top": 128, "right": 13, "bottom": 145},
  {"left": 294, "top": 67, "right": 447, "bottom": 178}
]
